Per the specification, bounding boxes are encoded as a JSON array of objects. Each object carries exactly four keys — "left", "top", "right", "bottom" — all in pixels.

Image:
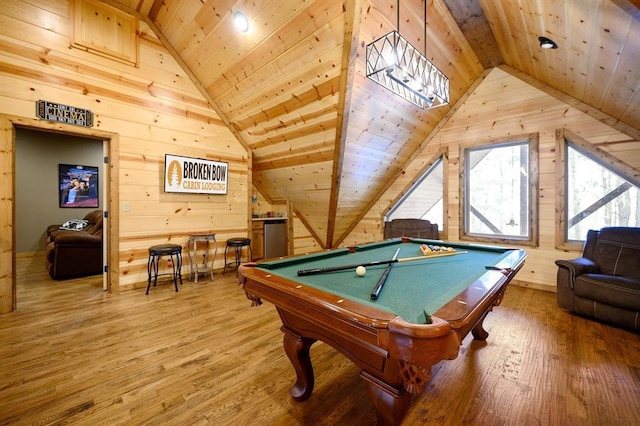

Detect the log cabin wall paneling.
[
  {"left": 1, "top": 0, "right": 639, "bottom": 306},
  {"left": 107, "top": 0, "right": 639, "bottom": 252},
  {"left": 0, "top": 0, "right": 249, "bottom": 304},
  {"left": 129, "top": 0, "right": 486, "bottom": 249}
]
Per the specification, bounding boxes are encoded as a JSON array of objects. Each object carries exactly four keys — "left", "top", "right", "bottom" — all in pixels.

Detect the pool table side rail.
[
  {"left": 257, "top": 238, "right": 511, "bottom": 271},
  {"left": 358, "top": 238, "right": 511, "bottom": 254},
  {"left": 433, "top": 249, "right": 528, "bottom": 325},
  {"left": 243, "top": 267, "right": 400, "bottom": 327},
  {"left": 258, "top": 248, "right": 351, "bottom": 269}
]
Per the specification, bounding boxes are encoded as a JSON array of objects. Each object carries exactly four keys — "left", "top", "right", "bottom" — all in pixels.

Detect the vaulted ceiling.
[{"left": 109, "top": 0, "right": 640, "bottom": 248}]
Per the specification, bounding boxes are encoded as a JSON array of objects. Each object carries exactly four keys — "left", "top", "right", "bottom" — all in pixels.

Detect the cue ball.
[{"left": 356, "top": 266, "right": 366, "bottom": 277}]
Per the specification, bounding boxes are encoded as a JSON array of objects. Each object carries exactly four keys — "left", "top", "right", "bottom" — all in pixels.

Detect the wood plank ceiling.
[{"left": 110, "top": 0, "right": 640, "bottom": 248}]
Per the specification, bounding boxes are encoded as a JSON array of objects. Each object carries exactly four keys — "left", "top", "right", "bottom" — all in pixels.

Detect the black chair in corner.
[{"left": 383, "top": 219, "right": 439, "bottom": 240}]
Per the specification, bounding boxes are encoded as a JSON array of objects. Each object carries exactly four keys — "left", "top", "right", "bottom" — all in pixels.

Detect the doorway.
[
  {"left": 0, "top": 114, "right": 119, "bottom": 312},
  {"left": 15, "top": 128, "right": 107, "bottom": 289}
]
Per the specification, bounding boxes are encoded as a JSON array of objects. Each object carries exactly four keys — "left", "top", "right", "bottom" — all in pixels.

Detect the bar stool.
[
  {"left": 147, "top": 244, "right": 183, "bottom": 294},
  {"left": 187, "top": 232, "right": 217, "bottom": 284},
  {"left": 223, "top": 237, "right": 252, "bottom": 276}
]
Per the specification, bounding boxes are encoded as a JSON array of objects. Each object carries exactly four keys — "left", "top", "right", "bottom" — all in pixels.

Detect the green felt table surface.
[{"left": 257, "top": 239, "right": 514, "bottom": 324}]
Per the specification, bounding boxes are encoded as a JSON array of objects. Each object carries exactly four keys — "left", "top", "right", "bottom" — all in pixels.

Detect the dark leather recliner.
[
  {"left": 555, "top": 227, "right": 640, "bottom": 331},
  {"left": 383, "top": 218, "right": 439, "bottom": 240},
  {"left": 45, "top": 210, "right": 103, "bottom": 279}
]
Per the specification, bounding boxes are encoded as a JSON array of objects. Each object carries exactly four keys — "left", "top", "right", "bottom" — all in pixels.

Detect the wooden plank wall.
[
  {"left": 292, "top": 215, "right": 323, "bottom": 255},
  {"left": 0, "top": 118, "right": 15, "bottom": 312},
  {"left": 2, "top": 1, "right": 638, "bottom": 296},
  {"left": 0, "top": 0, "right": 249, "bottom": 295},
  {"left": 344, "top": 66, "right": 640, "bottom": 292}
]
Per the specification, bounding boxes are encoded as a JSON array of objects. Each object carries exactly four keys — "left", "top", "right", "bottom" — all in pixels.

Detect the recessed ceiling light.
[
  {"left": 234, "top": 11, "right": 249, "bottom": 32},
  {"left": 538, "top": 36, "right": 557, "bottom": 49}
]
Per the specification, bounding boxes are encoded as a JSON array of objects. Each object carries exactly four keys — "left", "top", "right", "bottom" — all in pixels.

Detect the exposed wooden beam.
[
  {"left": 327, "top": 0, "right": 364, "bottom": 248},
  {"left": 441, "top": 0, "right": 504, "bottom": 68}
]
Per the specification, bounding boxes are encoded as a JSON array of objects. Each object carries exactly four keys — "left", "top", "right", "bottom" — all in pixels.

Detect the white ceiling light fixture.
[
  {"left": 366, "top": 0, "right": 449, "bottom": 109},
  {"left": 538, "top": 36, "right": 557, "bottom": 49},
  {"left": 233, "top": 11, "right": 249, "bottom": 32}
]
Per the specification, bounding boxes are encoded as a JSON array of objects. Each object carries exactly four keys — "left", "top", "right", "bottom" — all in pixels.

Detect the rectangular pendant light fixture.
[{"left": 365, "top": 2, "right": 449, "bottom": 109}]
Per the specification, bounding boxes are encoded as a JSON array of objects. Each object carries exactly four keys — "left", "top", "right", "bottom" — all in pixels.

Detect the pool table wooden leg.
[
  {"left": 471, "top": 288, "right": 506, "bottom": 341},
  {"left": 471, "top": 313, "right": 490, "bottom": 340},
  {"left": 282, "top": 327, "right": 317, "bottom": 402},
  {"left": 361, "top": 371, "right": 412, "bottom": 426}
]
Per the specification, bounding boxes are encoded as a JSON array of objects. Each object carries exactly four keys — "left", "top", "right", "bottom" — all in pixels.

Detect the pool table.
[{"left": 240, "top": 238, "right": 527, "bottom": 425}]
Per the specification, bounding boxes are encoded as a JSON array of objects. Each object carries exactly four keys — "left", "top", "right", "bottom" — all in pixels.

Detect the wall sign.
[
  {"left": 36, "top": 100, "right": 94, "bottom": 127},
  {"left": 164, "top": 154, "right": 228, "bottom": 195}
]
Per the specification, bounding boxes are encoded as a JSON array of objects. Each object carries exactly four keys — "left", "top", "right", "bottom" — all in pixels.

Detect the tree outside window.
[
  {"left": 565, "top": 144, "right": 640, "bottom": 242},
  {"left": 462, "top": 134, "right": 539, "bottom": 246}
]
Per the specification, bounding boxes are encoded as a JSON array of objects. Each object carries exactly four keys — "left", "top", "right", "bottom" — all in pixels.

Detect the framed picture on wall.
[
  {"left": 164, "top": 154, "right": 228, "bottom": 195},
  {"left": 58, "top": 164, "right": 99, "bottom": 208}
]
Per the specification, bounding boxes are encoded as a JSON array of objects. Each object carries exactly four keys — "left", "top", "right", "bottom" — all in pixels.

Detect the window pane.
[
  {"left": 566, "top": 146, "right": 640, "bottom": 241},
  {"left": 386, "top": 159, "right": 443, "bottom": 228},
  {"left": 466, "top": 142, "right": 529, "bottom": 238}
]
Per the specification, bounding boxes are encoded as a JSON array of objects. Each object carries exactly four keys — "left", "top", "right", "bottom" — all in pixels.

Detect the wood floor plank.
[{"left": 1, "top": 254, "right": 639, "bottom": 425}]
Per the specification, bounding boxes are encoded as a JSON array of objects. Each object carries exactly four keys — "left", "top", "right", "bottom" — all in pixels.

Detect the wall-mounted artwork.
[{"left": 59, "top": 164, "right": 99, "bottom": 208}]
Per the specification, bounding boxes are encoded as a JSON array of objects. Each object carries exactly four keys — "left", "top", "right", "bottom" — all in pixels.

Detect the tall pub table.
[{"left": 187, "top": 232, "right": 217, "bottom": 283}]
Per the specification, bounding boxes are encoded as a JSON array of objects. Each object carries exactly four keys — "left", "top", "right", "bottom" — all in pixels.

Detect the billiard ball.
[{"left": 356, "top": 266, "right": 366, "bottom": 277}]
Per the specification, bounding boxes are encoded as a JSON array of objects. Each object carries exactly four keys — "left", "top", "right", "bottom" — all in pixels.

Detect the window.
[
  {"left": 558, "top": 130, "right": 640, "bottom": 247},
  {"left": 385, "top": 155, "right": 444, "bottom": 230},
  {"left": 462, "top": 134, "right": 539, "bottom": 245}
]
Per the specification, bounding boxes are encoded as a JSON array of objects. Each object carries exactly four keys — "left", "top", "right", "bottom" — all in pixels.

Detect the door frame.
[{"left": 0, "top": 114, "right": 120, "bottom": 313}]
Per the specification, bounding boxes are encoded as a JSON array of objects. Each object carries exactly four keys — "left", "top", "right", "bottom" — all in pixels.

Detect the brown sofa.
[
  {"left": 555, "top": 227, "right": 640, "bottom": 331},
  {"left": 45, "top": 210, "right": 103, "bottom": 279},
  {"left": 383, "top": 218, "right": 439, "bottom": 240}
]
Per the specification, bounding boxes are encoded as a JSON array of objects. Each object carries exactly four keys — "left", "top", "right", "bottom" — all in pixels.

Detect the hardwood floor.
[{"left": 1, "top": 254, "right": 639, "bottom": 425}]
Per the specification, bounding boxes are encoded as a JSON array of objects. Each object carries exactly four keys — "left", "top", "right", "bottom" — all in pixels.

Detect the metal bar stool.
[
  {"left": 223, "top": 237, "right": 252, "bottom": 276},
  {"left": 147, "top": 244, "right": 183, "bottom": 294}
]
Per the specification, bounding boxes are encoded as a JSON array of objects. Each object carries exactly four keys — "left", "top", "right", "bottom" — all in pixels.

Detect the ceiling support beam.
[
  {"left": 326, "top": 0, "right": 364, "bottom": 248},
  {"left": 441, "top": 0, "right": 504, "bottom": 68}
]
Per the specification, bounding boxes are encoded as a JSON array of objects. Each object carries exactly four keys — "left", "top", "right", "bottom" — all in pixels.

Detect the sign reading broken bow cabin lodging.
[{"left": 164, "top": 154, "right": 228, "bottom": 195}]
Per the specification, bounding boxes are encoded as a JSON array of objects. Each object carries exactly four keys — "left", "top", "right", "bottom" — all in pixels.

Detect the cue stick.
[
  {"left": 296, "top": 250, "right": 466, "bottom": 276},
  {"left": 370, "top": 248, "right": 400, "bottom": 300}
]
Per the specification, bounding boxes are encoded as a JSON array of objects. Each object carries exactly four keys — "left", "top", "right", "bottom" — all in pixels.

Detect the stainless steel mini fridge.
[{"left": 263, "top": 220, "right": 287, "bottom": 259}]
